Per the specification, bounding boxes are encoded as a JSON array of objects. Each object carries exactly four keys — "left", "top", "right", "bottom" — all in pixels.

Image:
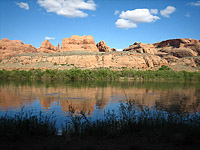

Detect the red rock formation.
[
  {"left": 154, "top": 39, "right": 189, "bottom": 48},
  {"left": 96, "top": 41, "right": 112, "bottom": 52},
  {"left": 124, "top": 38, "right": 200, "bottom": 56},
  {"left": 123, "top": 42, "right": 156, "bottom": 54},
  {"left": 0, "top": 38, "right": 37, "bottom": 60},
  {"left": 61, "top": 35, "right": 99, "bottom": 52},
  {"left": 160, "top": 48, "right": 198, "bottom": 58},
  {"left": 38, "top": 40, "right": 59, "bottom": 53},
  {"left": 111, "top": 48, "right": 117, "bottom": 52},
  {"left": 57, "top": 43, "right": 60, "bottom": 51}
]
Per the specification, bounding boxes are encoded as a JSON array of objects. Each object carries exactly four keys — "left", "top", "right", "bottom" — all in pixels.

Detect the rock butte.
[
  {"left": 0, "top": 36, "right": 200, "bottom": 71},
  {"left": 38, "top": 40, "right": 59, "bottom": 53},
  {"left": 61, "top": 35, "right": 99, "bottom": 52}
]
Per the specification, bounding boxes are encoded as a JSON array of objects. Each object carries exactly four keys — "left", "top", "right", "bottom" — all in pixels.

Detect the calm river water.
[{"left": 0, "top": 80, "right": 200, "bottom": 124}]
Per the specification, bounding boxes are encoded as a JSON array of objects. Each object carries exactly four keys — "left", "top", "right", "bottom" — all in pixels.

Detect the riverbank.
[
  {"left": 0, "top": 67, "right": 200, "bottom": 82},
  {"left": 1, "top": 101, "right": 200, "bottom": 150}
]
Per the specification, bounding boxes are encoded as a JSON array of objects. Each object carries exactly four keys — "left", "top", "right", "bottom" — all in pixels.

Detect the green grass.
[{"left": 0, "top": 67, "right": 200, "bottom": 81}]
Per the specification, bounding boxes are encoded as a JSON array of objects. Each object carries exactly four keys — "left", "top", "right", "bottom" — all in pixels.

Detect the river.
[{"left": 0, "top": 80, "right": 200, "bottom": 125}]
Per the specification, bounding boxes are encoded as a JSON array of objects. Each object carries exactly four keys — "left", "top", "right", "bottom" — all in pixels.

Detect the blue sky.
[{"left": 0, "top": 0, "right": 200, "bottom": 50}]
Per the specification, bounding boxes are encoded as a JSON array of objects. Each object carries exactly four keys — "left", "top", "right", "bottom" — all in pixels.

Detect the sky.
[{"left": 0, "top": 0, "right": 200, "bottom": 50}]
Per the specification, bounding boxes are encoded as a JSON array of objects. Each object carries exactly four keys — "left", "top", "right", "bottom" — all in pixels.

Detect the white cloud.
[
  {"left": 37, "top": 0, "right": 96, "bottom": 18},
  {"left": 114, "top": 10, "right": 120, "bottom": 15},
  {"left": 188, "top": 1, "right": 200, "bottom": 6},
  {"left": 45, "top": 36, "right": 56, "bottom": 40},
  {"left": 115, "top": 19, "right": 137, "bottom": 29},
  {"left": 120, "top": 9, "right": 160, "bottom": 23},
  {"left": 115, "top": 9, "right": 159, "bottom": 29},
  {"left": 16, "top": 2, "right": 29, "bottom": 10},
  {"left": 160, "top": 6, "right": 176, "bottom": 18},
  {"left": 150, "top": 9, "right": 158, "bottom": 15},
  {"left": 185, "top": 13, "right": 191, "bottom": 17}
]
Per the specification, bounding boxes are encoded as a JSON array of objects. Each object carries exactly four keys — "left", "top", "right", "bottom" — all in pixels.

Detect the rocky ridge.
[
  {"left": 0, "top": 37, "right": 200, "bottom": 71},
  {"left": 124, "top": 38, "right": 200, "bottom": 58},
  {"left": 0, "top": 38, "right": 37, "bottom": 60}
]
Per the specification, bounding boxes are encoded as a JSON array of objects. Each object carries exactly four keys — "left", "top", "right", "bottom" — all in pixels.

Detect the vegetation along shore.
[{"left": 0, "top": 66, "right": 200, "bottom": 82}]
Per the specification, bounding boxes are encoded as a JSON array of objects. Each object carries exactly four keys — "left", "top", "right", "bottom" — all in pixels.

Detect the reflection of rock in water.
[
  {"left": 95, "top": 88, "right": 107, "bottom": 109},
  {"left": 0, "top": 82, "right": 200, "bottom": 113}
]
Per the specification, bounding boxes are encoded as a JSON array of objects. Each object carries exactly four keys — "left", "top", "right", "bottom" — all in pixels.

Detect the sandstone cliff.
[
  {"left": 0, "top": 38, "right": 37, "bottom": 60},
  {"left": 38, "top": 40, "right": 59, "bottom": 53},
  {"left": 61, "top": 35, "right": 99, "bottom": 52},
  {"left": 0, "top": 52, "right": 168, "bottom": 70}
]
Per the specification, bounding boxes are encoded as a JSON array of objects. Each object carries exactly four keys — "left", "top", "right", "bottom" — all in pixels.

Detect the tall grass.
[
  {"left": 0, "top": 109, "right": 57, "bottom": 137},
  {"left": 0, "top": 67, "right": 200, "bottom": 81},
  {"left": 62, "top": 100, "right": 200, "bottom": 137},
  {"left": 0, "top": 100, "right": 200, "bottom": 138}
]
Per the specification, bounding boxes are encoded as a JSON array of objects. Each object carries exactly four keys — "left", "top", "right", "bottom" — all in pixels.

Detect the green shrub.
[{"left": 159, "top": 65, "right": 171, "bottom": 71}]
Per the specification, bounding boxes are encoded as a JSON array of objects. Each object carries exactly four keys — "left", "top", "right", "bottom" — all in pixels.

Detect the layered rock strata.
[{"left": 0, "top": 52, "right": 168, "bottom": 70}]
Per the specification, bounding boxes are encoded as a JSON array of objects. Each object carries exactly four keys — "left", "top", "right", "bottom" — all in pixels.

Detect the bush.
[{"left": 159, "top": 65, "right": 171, "bottom": 71}]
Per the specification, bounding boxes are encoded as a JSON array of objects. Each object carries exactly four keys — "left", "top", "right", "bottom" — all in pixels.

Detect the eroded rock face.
[
  {"left": 154, "top": 38, "right": 200, "bottom": 56},
  {"left": 0, "top": 38, "right": 37, "bottom": 60},
  {"left": 61, "top": 35, "right": 99, "bottom": 52},
  {"left": 154, "top": 39, "right": 189, "bottom": 48},
  {"left": 124, "top": 38, "right": 200, "bottom": 56},
  {"left": 96, "top": 41, "right": 112, "bottom": 52},
  {"left": 38, "top": 40, "right": 59, "bottom": 53},
  {"left": 123, "top": 42, "right": 156, "bottom": 54},
  {"left": 0, "top": 52, "right": 168, "bottom": 70}
]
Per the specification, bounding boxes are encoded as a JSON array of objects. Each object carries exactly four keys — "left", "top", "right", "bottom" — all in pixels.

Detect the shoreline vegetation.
[
  {"left": 0, "top": 65, "right": 200, "bottom": 82},
  {"left": 0, "top": 101, "right": 200, "bottom": 150}
]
